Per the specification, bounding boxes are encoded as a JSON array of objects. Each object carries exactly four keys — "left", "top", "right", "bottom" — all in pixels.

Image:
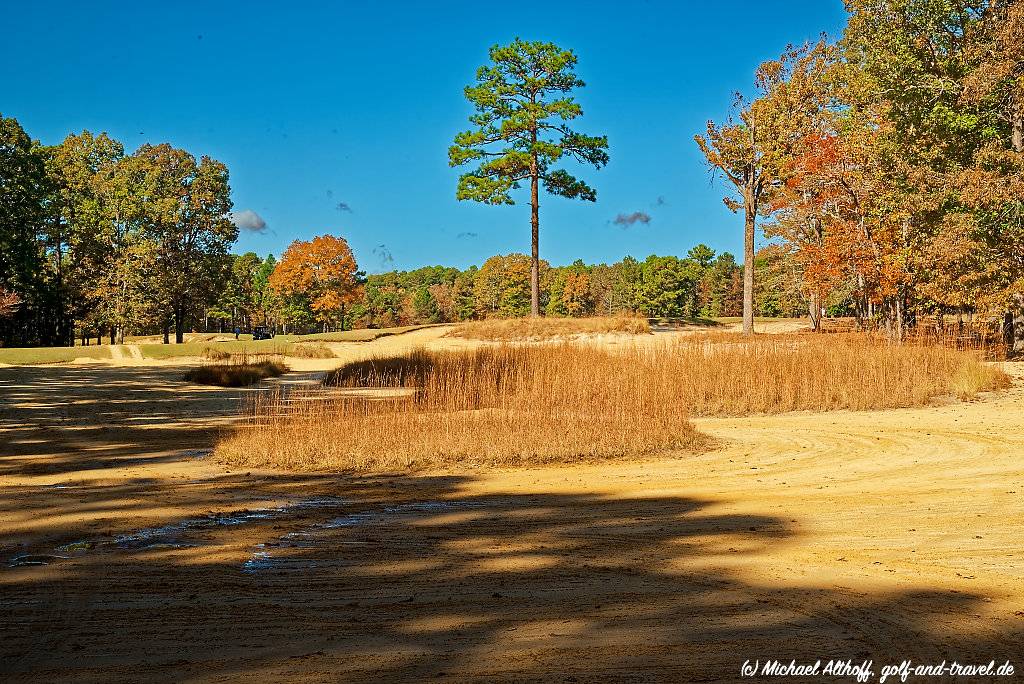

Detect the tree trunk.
[
  {"left": 109, "top": 328, "right": 115, "bottom": 345},
  {"left": 530, "top": 148, "right": 541, "bottom": 317},
  {"left": 174, "top": 306, "right": 185, "bottom": 344},
  {"left": 163, "top": 322, "right": 170, "bottom": 345},
  {"left": 53, "top": 217, "right": 69, "bottom": 347},
  {"left": 808, "top": 292, "right": 821, "bottom": 332},
  {"left": 854, "top": 273, "right": 866, "bottom": 330},
  {"left": 742, "top": 196, "right": 756, "bottom": 336}
]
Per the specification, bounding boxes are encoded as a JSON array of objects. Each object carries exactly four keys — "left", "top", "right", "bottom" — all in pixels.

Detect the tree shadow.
[
  {"left": 0, "top": 364, "right": 316, "bottom": 477},
  {"left": 2, "top": 477, "right": 1020, "bottom": 682}
]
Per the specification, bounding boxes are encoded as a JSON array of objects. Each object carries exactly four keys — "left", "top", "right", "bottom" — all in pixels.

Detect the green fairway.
[
  {"left": 0, "top": 325, "right": 438, "bottom": 365},
  {"left": 0, "top": 346, "right": 112, "bottom": 365}
]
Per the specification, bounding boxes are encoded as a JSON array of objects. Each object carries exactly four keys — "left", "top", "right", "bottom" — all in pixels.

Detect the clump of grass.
[
  {"left": 219, "top": 344, "right": 707, "bottom": 472},
  {"left": 662, "top": 333, "right": 1009, "bottom": 414},
  {"left": 287, "top": 343, "right": 336, "bottom": 359},
  {"left": 203, "top": 347, "right": 234, "bottom": 361},
  {"left": 217, "top": 334, "right": 1009, "bottom": 474},
  {"left": 184, "top": 359, "right": 287, "bottom": 387},
  {"left": 451, "top": 316, "right": 651, "bottom": 341},
  {"left": 947, "top": 360, "right": 1011, "bottom": 400}
]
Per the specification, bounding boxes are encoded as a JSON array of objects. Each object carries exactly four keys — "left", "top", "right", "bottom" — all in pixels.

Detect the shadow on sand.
[{"left": 0, "top": 364, "right": 1019, "bottom": 682}]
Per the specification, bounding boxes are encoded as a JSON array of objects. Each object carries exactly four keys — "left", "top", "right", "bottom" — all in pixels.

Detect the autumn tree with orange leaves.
[
  {"left": 696, "top": 39, "right": 832, "bottom": 336},
  {"left": 269, "top": 235, "right": 363, "bottom": 331},
  {"left": 739, "top": 1, "right": 1024, "bottom": 345},
  {"left": 767, "top": 104, "right": 894, "bottom": 331}
]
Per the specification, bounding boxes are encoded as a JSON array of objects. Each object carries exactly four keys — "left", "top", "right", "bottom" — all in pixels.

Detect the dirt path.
[{"left": 0, "top": 335, "right": 1021, "bottom": 682}]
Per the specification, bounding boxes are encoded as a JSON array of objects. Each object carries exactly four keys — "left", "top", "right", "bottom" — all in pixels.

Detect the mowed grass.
[
  {"left": 140, "top": 339, "right": 288, "bottom": 359},
  {"left": 450, "top": 315, "right": 650, "bottom": 341},
  {"left": 0, "top": 325, "right": 431, "bottom": 365},
  {"left": 204, "top": 342, "right": 335, "bottom": 361},
  {"left": 0, "top": 346, "right": 112, "bottom": 365},
  {"left": 298, "top": 325, "right": 434, "bottom": 342},
  {"left": 139, "top": 325, "right": 431, "bottom": 359},
  {"left": 216, "top": 333, "right": 1008, "bottom": 474},
  {"left": 184, "top": 359, "right": 288, "bottom": 387}
]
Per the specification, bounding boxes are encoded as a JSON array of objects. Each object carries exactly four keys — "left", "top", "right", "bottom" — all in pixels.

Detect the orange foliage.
[
  {"left": 268, "top": 235, "right": 362, "bottom": 325},
  {"left": 769, "top": 121, "right": 907, "bottom": 314}
]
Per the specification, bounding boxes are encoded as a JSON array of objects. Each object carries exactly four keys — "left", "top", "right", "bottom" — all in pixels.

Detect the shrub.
[
  {"left": 184, "top": 360, "right": 287, "bottom": 387},
  {"left": 288, "top": 343, "right": 336, "bottom": 359}
]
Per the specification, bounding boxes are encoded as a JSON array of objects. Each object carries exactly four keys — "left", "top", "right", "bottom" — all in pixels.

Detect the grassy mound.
[{"left": 450, "top": 316, "right": 650, "bottom": 341}]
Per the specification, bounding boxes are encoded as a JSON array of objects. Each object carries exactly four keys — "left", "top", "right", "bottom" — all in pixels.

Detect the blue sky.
[{"left": 2, "top": 1, "right": 848, "bottom": 272}]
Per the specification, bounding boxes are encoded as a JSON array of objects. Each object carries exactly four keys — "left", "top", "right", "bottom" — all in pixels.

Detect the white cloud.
[{"left": 230, "top": 209, "right": 267, "bottom": 233}]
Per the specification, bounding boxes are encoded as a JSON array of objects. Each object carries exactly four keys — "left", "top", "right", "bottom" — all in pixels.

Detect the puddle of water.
[
  {"left": 242, "top": 548, "right": 274, "bottom": 573},
  {"left": 322, "top": 512, "right": 377, "bottom": 528},
  {"left": 113, "top": 508, "right": 278, "bottom": 550},
  {"left": 113, "top": 497, "right": 349, "bottom": 551},
  {"left": 9, "top": 554, "right": 69, "bottom": 567},
  {"left": 19, "top": 496, "right": 350, "bottom": 569},
  {"left": 180, "top": 448, "right": 213, "bottom": 460},
  {"left": 55, "top": 540, "right": 103, "bottom": 553},
  {"left": 242, "top": 500, "right": 484, "bottom": 574},
  {"left": 242, "top": 541, "right": 325, "bottom": 573}
]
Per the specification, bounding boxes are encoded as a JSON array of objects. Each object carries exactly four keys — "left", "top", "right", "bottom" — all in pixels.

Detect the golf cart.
[{"left": 252, "top": 325, "right": 274, "bottom": 341}]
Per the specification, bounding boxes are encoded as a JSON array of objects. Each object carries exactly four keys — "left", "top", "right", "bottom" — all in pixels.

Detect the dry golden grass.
[
  {"left": 202, "top": 342, "right": 334, "bottom": 361},
  {"left": 216, "top": 333, "right": 1008, "bottom": 473},
  {"left": 184, "top": 359, "right": 287, "bottom": 387},
  {"left": 658, "top": 333, "right": 1009, "bottom": 413},
  {"left": 219, "top": 343, "right": 706, "bottom": 472},
  {"left": 451, "top": 315, "right": 651, "bottom": 341},
  {"left": 287, "top": 343, "right": 336, "bottom": 359},
  {"left": 201, "top": 344, "right": 290, "bottom": 361}
]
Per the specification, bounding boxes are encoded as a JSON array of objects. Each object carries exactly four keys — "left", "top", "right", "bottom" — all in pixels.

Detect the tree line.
[
  {"left": 0, "top": 105, "right": 750, "bottom": 345},
  {"left": 213, "top": 243, "right": 747, "bottom": 333},
  {"left": 0, "top": 116, "right": 235, "bottom": 346},
  {"left": 698, "top": 0, "right": 1023, "bottom": 338},
  {"left": 4, "top": 0, "right": 1019, "bottom": 346}
]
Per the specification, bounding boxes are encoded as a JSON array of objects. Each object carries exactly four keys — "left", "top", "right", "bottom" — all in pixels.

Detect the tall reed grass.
[{"left": 216, "top": 334, "right": 1008, "bottom": 473}]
